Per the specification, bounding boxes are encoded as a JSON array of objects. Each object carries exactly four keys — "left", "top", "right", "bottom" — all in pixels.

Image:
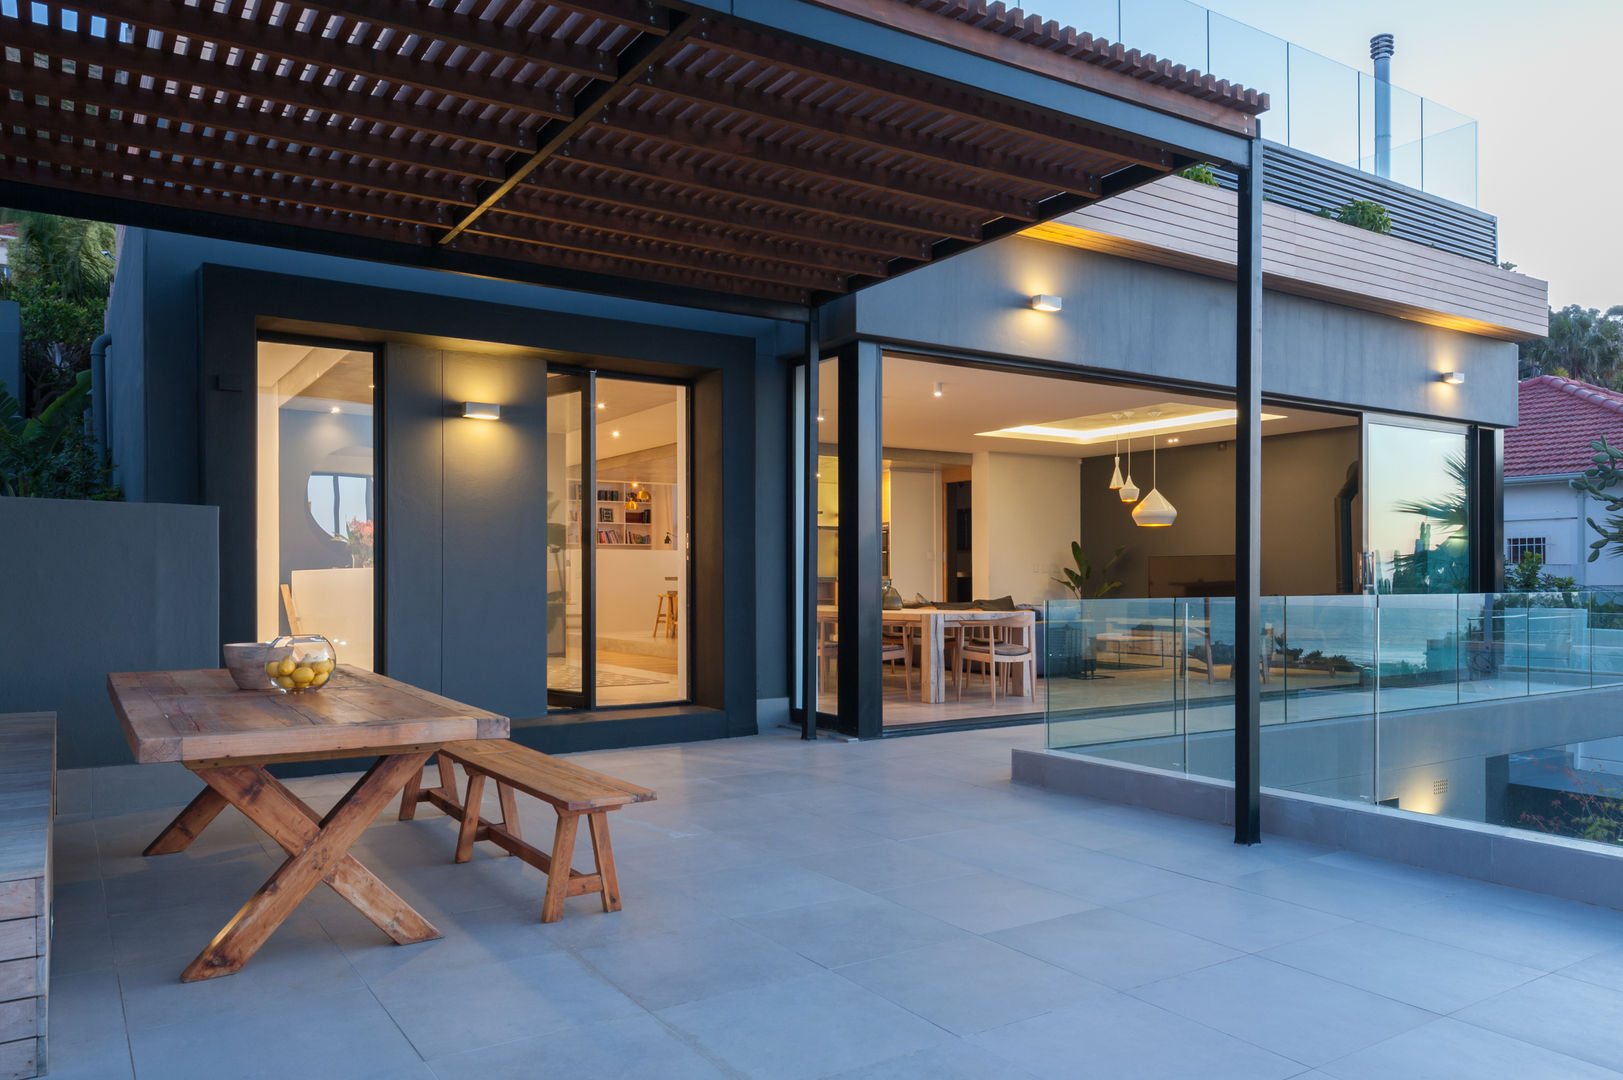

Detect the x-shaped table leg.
[{"left": 181, "top": 751, "right": 437, "bottom": 982}]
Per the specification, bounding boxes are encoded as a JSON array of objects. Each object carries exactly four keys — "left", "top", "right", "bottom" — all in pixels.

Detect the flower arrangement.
[{"left": 344, "top": 517, "right": 375, "bottom": 568}]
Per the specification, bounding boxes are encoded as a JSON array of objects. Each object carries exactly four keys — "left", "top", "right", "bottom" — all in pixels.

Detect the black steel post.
[
  {"left": 801, "top": 309, "right": 820, "bottom": 739},
  {"left": 1235, "top": 137, "right": 1264, "bottom": 845},
  {"left": 837, "top": 341, "right": 884, "bottom": 739},
  {"left": 1469, "top": 425, "right": 1505, "bottom": 594}
]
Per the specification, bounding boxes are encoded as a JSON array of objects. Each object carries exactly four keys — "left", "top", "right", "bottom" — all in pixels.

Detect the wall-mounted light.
[
  {"left": 1030, "top": 294, "right": 1063, "bottom": 313},
  {"left": 1441, "top": 371, "right": 1465, "bottom": 385},
  {"left": 461, "top": 402, "right": 501, "bottom": 420},
  {"left": 933, "top": 382, "right": 944, "bottom": 398}
]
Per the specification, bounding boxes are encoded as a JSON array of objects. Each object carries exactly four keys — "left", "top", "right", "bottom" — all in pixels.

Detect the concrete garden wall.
[{"left": 0, "top": 497, "right": 218, "bottom": 767}]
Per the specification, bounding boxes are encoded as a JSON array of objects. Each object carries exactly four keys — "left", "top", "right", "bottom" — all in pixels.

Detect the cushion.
[{"left": 974, "top": 595, "right": 1016, "bottom": 611}]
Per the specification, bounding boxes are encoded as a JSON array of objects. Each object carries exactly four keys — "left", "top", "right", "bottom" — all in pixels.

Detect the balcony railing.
[
  {"left": 1038, "top": 0, "right": 1479, "bottom": 208},
  {"left": 1044, "top": 593, "right": 1623, "bottom": 841}
]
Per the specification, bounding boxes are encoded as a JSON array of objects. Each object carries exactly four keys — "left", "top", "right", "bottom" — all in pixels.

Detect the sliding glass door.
[
  {"left": 548, "top": 370, "right": 692, "bottom": 710},
  {"left": 547, "top": 372, "right": 594, "bottom": 710}
]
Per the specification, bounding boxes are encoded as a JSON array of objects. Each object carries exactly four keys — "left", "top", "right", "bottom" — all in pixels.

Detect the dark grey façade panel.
[{"left": 195, "top": 263, "right": 766, "bottom": 748}]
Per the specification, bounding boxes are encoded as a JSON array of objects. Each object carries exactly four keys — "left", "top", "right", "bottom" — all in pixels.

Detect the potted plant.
[{"left": 1051, "top": 543, "right": 1125, "bottom": 677}]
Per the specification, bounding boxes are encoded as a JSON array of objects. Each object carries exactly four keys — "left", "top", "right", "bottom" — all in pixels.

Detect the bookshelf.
[{"left": 591, "top": 480, "right": 668, "bottom": 547}]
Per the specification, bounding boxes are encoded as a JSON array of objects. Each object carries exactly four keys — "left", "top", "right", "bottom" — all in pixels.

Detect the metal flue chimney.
[{"left": 1370, "top": 33, "right": 1395, "bottom": 178}]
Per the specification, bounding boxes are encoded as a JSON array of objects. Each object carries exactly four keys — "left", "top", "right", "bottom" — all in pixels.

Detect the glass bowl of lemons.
[{"left": 263, "top": 635, "right": 338, "bottom": 693}]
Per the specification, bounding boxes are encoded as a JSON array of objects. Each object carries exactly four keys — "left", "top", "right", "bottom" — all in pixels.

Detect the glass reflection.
[{"left": 1367, "top": 423, "right": 1469, "bottom": 594}]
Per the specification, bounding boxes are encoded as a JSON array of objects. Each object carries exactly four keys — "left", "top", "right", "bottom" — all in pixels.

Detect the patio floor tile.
[
  {"left": 988, "top": 906, "right": 1242, "bottom": 989},
  {"left": 1130, "top": 954, "right": 1435, "bottom": 1067},
  {"left": 657, "top": 971, "right": 952, "bottom": 1080}
]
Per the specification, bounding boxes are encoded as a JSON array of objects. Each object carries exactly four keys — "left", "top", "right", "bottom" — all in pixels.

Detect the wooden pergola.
[
  {"left": 1, "top": 0, "right": 1263, "bottom": 317},
  {"left": 0, "top": 0, "right": 1276, "bottom": 843}
]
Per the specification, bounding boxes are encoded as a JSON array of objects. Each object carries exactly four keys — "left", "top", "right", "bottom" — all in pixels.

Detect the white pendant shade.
[
  {"left": 1132, "top": 486, "right": 1177, "bottom": 527},
  {"left": 1108, "top": 456, "right": 1124, "bottom": 490},
  {"left": 1118, "top": 475, "right": 1139, "bottom": 503}
]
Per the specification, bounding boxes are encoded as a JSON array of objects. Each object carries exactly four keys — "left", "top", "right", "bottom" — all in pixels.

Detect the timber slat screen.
[{"left": 0, "top": 0, "right": 1264, "bottom": 308}]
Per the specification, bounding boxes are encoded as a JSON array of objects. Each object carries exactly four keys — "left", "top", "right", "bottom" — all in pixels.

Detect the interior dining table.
[
  {"left": 106, "top": 666, "right": 508, "bottom": 982},
  {"left": 816, "top": 605, "right": 1036, "bottom": 703}
]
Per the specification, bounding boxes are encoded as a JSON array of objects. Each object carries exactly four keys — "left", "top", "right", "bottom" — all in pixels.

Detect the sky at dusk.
[{"left": 1054, "top": 0, "right": 1623, "bottom": 311}]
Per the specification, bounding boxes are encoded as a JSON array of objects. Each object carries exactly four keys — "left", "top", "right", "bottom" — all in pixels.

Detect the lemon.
[
  {"left": 311, "top": 670, "right": 330, "bottom": 687},
  {"left": 291, "top": 666, "right": 315, "bottom": 684},
  {"left": 275, "top": 675, "right": 295, "bottom": 690},
  {"left": 316, "top": 659, "right": 334, "bottom": 673},
  {"left": 278, "top": 657, "right": 296, "bottom": 676},
  {"left": 265, "top": 661, "right": 280, "bottom": 676}
]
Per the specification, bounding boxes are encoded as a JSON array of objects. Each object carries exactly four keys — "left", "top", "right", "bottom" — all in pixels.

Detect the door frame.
[{"left": 547, "top": 370, "right": 596, "bottom": 710}]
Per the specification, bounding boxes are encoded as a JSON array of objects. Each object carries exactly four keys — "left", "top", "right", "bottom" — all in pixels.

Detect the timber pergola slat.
[
  {"left": 0, "top": 0, "right": 1264, "bottom": 308},
  {"left": 5, "top": 59, "right": 507, "bottom": 180}
]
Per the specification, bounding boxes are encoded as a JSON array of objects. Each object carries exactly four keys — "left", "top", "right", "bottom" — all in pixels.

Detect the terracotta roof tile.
[
  {"left": 1505, "top": 375, "right": 1623, "bottom": 478},
  {"left": 898, "top": 0, "right": 1269, "bottom": 114}
]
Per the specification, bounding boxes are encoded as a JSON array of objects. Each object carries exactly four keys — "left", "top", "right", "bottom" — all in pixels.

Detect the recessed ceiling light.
[
  {"left": 933, "top": 382, "right": 944, "bottom": 398},
  {"left": 597, "top": 401, "right": 606, "bottom": 408},
  {"left": 1167, "top": 437, "right": 1179, "bottom": 444},
  {"left": 817, "top": 414, "right": 824, "bottom": 422},
  {"left": 611, "top": 430, "right": 620, "bottom": 437},
  {"left": 329, "top": 406, "right": 341, "bottom": 414}
]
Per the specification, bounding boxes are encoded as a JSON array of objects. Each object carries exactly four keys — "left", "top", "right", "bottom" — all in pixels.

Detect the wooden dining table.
[
  {"left": 817, "top": 606, "right": 1036, "bottom": 704},
  {"left": 106, "top": 666, "right": 508, "bottom": 982}
]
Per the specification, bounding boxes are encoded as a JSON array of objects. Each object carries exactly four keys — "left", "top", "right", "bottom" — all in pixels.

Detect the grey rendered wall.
[
  {"left": 102, "top": 228, "right": 146, "bottom": 499},
  {"left": 0, "top": 497, "right": 218, "bottom": 767},
  {"left": 1079, "top": 426, "right": 1360, "bottom": 596},
  {"left": 843, "top": 235, "right": 1519, "bottom": 428}
]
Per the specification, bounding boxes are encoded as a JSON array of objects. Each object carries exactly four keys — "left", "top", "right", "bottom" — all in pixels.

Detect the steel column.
[
  {"left": 836, "top": 341, "right": 884, "bottom": 738},
  {"left": 1469, "top": 425, "right": 1505, "bottom": 593},
  {"left": 801, "top": 309, "right": 821, "bottom": 739},
  {"left": 1234, "top": 137, "right": 1264, "bottom": 845}
]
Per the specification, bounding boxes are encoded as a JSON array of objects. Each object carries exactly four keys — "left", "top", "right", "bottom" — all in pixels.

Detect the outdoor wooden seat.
[{"left": 398, "top": 740, "right": 656, "bottom": 923}]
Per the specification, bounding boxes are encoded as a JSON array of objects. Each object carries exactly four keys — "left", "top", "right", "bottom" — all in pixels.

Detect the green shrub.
[
  {"left": 1314, "top": 199, "right": 1393, "bottom": 234},
  {"left": 1176, "top": 162, "right": 1218, "bottom": 185}
]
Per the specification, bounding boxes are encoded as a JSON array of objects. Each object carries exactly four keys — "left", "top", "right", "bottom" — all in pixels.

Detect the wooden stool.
[{"left": 651, "top": 590, "right": 678, "bottom": 638}]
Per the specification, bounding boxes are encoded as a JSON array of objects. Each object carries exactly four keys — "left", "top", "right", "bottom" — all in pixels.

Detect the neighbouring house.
[{"left": 1505, "top": 375, "right": 1623, "bottom": 590}]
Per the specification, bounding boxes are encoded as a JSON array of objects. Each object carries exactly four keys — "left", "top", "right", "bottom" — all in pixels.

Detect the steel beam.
[
  {"left": 1234, "top": 136, "right": 1264, "bottom": 846},
  {"left": 438, "top": 14, "right": 700, "bottom": 245}
]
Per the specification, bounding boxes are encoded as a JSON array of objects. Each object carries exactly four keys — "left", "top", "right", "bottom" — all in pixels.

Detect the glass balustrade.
[
  {"left": 1032, "top": 0, "right": 1478, "bottom": 206},
  {"left": 1046, "top": 593, "right": 1623, "bottom": 840}
]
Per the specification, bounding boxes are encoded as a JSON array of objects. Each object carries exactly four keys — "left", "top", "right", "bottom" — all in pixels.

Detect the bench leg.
[
  {"left": 586, "top": 811, "right": 622, "bottom": 913},
  {"left": 541, "top": 813, "right": 581, "bottom": 923},
  {"left": 454, "top": 772, "right": 486, "bottom": 864},
  {"left": 496, "top": 782, "right": 521, "bottom": 855}
]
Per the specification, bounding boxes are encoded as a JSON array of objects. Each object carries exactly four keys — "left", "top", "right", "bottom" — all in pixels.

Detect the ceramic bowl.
[{"left": 222, "top": 642, "right": 271, "bottom": 690}]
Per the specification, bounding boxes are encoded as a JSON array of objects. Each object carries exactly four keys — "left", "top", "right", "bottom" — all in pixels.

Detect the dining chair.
[
  {"left": 881, "top": 621, "right": 913, "bottom": 696},
  {"left": 957, "top": 616, "right": 1034, "bottom": 701}
]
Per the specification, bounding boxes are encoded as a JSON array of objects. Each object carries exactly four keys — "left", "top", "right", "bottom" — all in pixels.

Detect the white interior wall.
[
  {"left": 971, "top": 451, "right": 1080, "bottom": 603},
  {"left": 887, "top": 466, "right": 940, "bottom": 600}
]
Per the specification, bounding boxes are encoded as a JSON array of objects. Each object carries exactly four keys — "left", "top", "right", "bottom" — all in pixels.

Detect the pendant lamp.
[
  {"left": 1118, "top": 432, "right": 1139, "bottom": 503},
  {"left": 1108, "top": 413, "right": 1125, "bottom": 491},
  {"left": 1132, "top": 434, "right": 1177, "bottom": 527}
]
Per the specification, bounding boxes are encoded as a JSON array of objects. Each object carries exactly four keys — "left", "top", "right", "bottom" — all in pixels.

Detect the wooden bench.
[
  {"left": 398, "top": 740, "right": 656, "bottom": 923},
  {"left": 0, "top": 713, "right": 53, "bottom": 1080}
]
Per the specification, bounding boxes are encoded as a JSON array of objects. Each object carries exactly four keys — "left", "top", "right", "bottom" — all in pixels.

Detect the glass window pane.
[
  {"left": 1367, "top": 422, "right": 1468, "bottom": 595},
  {"left": 256, "top": 342, "right": 376, "bottom": 670}
]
